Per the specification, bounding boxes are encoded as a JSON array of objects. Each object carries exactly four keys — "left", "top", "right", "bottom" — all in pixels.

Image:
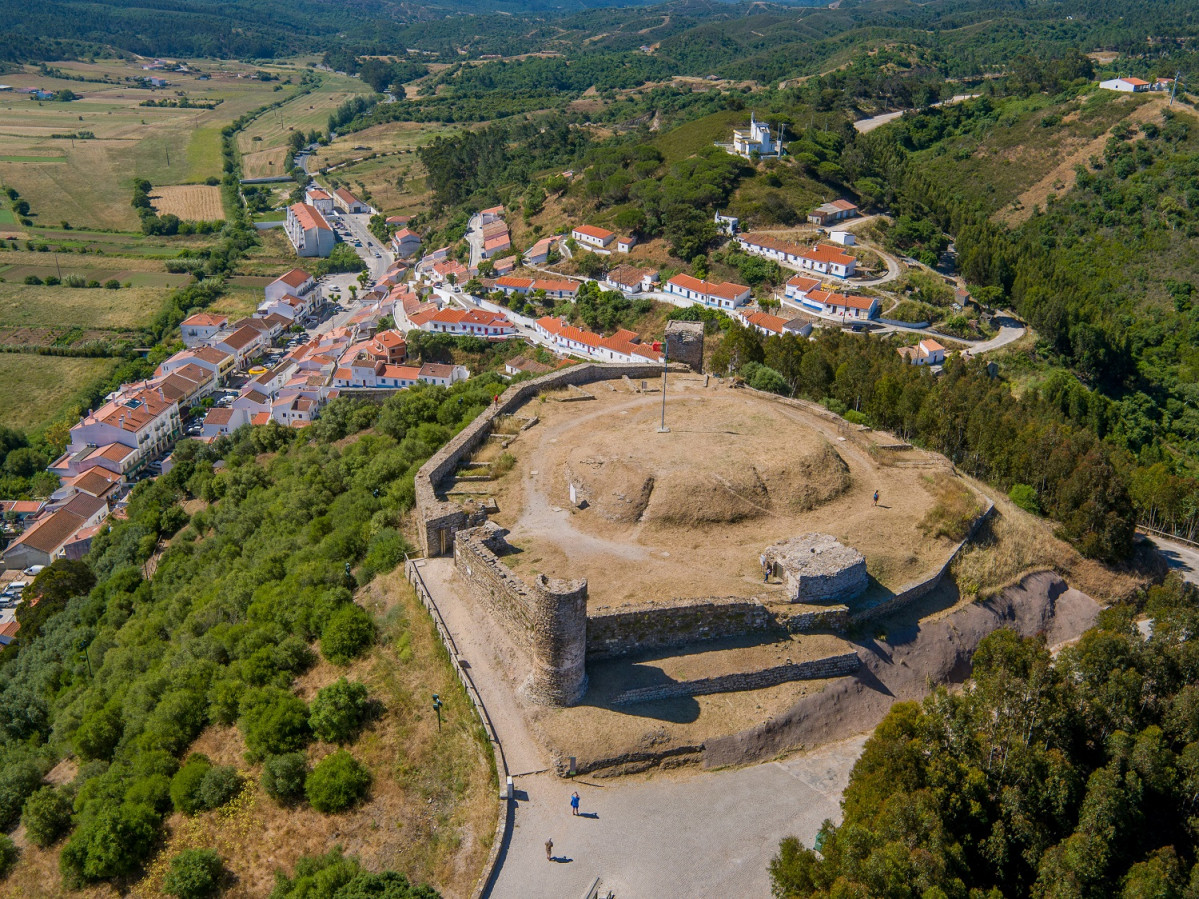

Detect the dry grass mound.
[
  {"left": 150, "top": 185, "right": 224, "bottom": 221},
  {"left": 565, "top": 442, "right": 850, "bottom": 526}
]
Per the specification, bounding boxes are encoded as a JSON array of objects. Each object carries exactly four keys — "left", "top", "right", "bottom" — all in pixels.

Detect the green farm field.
[
  {"left": 0, "top": 353, "right": 119, "bottom": 432},
  {"left": 236, "top": 71, "right": 372, "bottom": 179},
  {"left": 0, "top": 58, "right": 303, "bottom": 231}
]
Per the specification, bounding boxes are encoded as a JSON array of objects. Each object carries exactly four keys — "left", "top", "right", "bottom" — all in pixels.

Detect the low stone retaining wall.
[
  {"left": 778, "top": 604, "right": 850, "bottom": 633},
  {"left": 849, "top": 499, "right": 995, "bottom": 624},
  {"left": 612, "top": 652, "right": 862, "bottom": 705},
  {"left": 587, "top": 597, "right": 773, "bottom": 660}
]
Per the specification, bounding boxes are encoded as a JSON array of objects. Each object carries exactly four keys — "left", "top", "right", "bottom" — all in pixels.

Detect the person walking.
[
  {"left": 570, "top": 791, "right": 581, "bottom": 816},
  {"left": 873, "top": 490, "right": 879, "bottom": 507},
  {"left": 760, "top": 554, "right": 770, "bottom": 583},
  {"left": 545, "top": 838, "right": 554, "bottom": 861}
]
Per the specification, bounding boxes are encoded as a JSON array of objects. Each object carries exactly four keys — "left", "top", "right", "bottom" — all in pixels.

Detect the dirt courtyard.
[{"left": 484, "top": 377, "right": 971, "bottom": 611}]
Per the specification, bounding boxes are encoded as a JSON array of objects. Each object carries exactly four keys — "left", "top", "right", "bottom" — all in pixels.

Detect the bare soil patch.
[{"left": 149, "top": 184, "right": 225, "bottom": 221}]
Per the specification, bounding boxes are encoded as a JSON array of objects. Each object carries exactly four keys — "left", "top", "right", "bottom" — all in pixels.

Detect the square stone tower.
[{"left": 664, "top": 320, "right": 705, "bottom": 372}]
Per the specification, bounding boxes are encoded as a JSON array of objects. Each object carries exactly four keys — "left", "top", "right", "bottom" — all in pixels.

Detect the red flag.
[{"left": 652, "top": 341, "right": 661, "bottom": 352}]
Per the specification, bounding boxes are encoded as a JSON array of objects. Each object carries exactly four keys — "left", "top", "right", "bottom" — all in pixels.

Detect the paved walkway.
[{"left": 412, "top": 558, "right": 863, "bottom": 899}]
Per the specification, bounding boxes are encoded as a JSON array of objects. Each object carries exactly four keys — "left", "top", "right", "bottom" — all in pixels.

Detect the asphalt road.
[{"left": 1146, "top": 534, "right": 1199, "bottom": 585}]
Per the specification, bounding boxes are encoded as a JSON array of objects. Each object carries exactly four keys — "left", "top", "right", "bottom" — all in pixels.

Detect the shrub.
[
  {"left": 262, "top": 752, "right": 308, "bottom": 803},
  {"left": 239, "top": 688, "right": 311, "bottom": 760},
  {"left": 74, "top": 705, "right": 123, "bottom": 760},
  {"left": 0, "top": 760, "right": 45, "bottom": 830},
  {"left": 23, "top": 275, "right": 42, "bottom": 285},
  {"left": 309, "top": 679, "right": 370, "bottom": 744},
  {"left": 0, "top": 835, "right": 15, "bottom": 879},
  {"left": 1008, "top": 483, "right": 1040, "bottom": 515},
  {"left": 198, "top": 765, "right": 242, "bottom": 810},
  {"left": 320, "top": 604, "right": 376, "bottom": 665},
  {"left": 22, "top": 786, "right": 73, "bottom": 848},
  {"left": 305, "top": 750, "right": 371, "bottom": 813},
  {"left": 104, "top": 279, "right": 120, "bottom": 289},
  {"left": 163, "top": 848, "right": 223, "bottom": 899},
  {"left": 59, "top": 802, "right": 160, "bottom": 884},
  {"left": 170, "top": 754, "right": 212, "bottom": 814}
]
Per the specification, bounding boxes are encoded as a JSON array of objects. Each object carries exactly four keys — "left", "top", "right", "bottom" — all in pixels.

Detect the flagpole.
[{"left": 658, "top": 338, "right": 670, "bottom": 433}]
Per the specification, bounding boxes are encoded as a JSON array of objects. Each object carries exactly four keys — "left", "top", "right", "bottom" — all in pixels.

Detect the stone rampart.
[
  {"left": 453, "top": 523, "right": 588, "bottom": 706},
  {"left": 586, "top": 597, "right": 773, "bottom": 660},
  {"left": 416, "top": 363, "right": 682, "bottom": 557},
  {"left": 611, "top": 652, "right": 861, "bottom": 705}
]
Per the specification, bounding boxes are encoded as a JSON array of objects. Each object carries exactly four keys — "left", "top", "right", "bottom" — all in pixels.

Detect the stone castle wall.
[
  {"left": 416, "top": 362, "right": 682, "bottom": 557},
  {"left": 453, "top": 524, "right": 588, "bottom": 706},
  {"left": 587, "top": 597, "right": 773, "bottom": 660}
]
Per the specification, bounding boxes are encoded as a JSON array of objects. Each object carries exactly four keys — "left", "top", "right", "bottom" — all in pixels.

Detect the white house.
[
  {"left": 479, "top": 205, "right": 505, "bottom": 225},
  {"left": 201, "top": 407, "right": 249, "bottom": 440},
  {"left": 180, "top": 312, "right": 228, "bottom": 348},
  {"left": 714, "top": 212, "right": 739, "bottom": 235},
  {"left": 215, "top": 324, "right": 268, "bottom": 368},
  {"left": 285, "top": 203, "right": 334, "bottom": 258},
  {"left": 914, "top": 339, "right": 945, "bottom": 365},
  {"left": 305, "top": 188, "right": 334, "bottom": 214},
  {"left": 1099, "top": 77, "right": 1150, "bottom": 92},
  {"left": 416, "top": 363, "right": 469, "bottom": 387},
  {"left": 265, "top": 269, "right": 316, "bottom": 303},
  {"left": 616, "top": 236, "right": 636, "bottom": 253},
  {"left": 738, "top": 233, "right": 808, "bottom": 267},
  {"left": 604, "top": 264, "right": 658, "bottom": 295},
  {"left": 333, "top": 188, "right": 370, "bottom": 214},
  {"left": 664, "top": 274, "right": 752, "bottom": 310},
  {"left": 406, "top": 307, "right": 516, "bottom": 338},
  {"left": 391, "top": 228, "right": 421, "bottom": 259},
  {"left": 829, "top": 230, "right": 856, "bottom": 246},
  {"left": 525, "top": 236, "right": 559, "bottom": 265},
  {"left": 52, "top": 384, "right": 181, "bottom": 481},
  {"left": 784, "top": 274, "right": 822, "bottom": 302},
  {"left": 807, "top": 199, "right": 859, "bottom": 226},
  {"left": 796, "top": 243, "right": 857, "bottom": 279},
  {"left": 804, "top": 289, "right": 879, "bottom": 320},
  {"left": 494, "top": 277, "right": 580, "bottom": 300},
  {"left": 731, "top": 112, "right": 781, "bottom": 158},
  {"left": 572, "top": 225, "right": 615, "bottom": 249}
]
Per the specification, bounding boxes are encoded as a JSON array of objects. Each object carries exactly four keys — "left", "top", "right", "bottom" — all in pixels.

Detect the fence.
[
  {"left": 403, "top": 556, "right": 511, "bottom": 899},
  {"left": 1139, "top": 524, "right": 1199, "bottom": 549}
]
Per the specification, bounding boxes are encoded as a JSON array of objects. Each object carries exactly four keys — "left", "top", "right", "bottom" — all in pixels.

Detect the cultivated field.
[
  {"left": 0, "top": 281, "right": 172, "bottom": 330},
  {"left": 149, "top": 184, "right": 225, "bottom": 220},
  {"left": 0, "top": 58, "right": 303, "bottom": 230},
  {"left": 0, "top": 354, "right": 118, "bottom": 433},
  {"left": 236, "top": 72, "right": 372, "bottom": 179}
]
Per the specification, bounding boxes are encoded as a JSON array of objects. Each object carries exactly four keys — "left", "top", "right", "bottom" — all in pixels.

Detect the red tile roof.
[
  {"left": 801, "top": 243, "right": 855, "bottom": 266},
  {"left": 573, "top": 224, "right": 615, "bottom": 242},
  {"left": 667, "top": 274, "right": 750, "bottom": 301},
  {"left": 182, "top": 313, "right": 227, "bottom": 328},
  {"left": 289, "top": 204, "right": 330, "bottom": 232},
  {"left": 275, "top": 268, "right": 312, "bottom": 287}
]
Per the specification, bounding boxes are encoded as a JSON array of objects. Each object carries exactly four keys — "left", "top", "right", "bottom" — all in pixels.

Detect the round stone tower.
[{"left": 527, "top": 574, "right": 588, "bottom": 706}]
